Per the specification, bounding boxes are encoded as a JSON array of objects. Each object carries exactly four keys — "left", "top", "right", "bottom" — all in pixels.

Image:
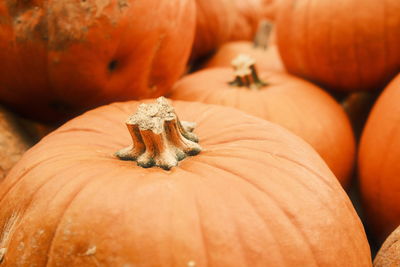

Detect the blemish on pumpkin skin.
[
  {"left": 0, "top": 248, "right": 6, "bottom": 263},
  {"left": 187, "top": 260, "right": 196, "bottom": 267},
  {"left": 14, "top": 7, "right": 44, "bottom": 42},
  {"left": 118, "top": 0, "right": 130, "bottom": 11},
  {"left": 0, "top": 212, "right": 21, "bottom": 258}
]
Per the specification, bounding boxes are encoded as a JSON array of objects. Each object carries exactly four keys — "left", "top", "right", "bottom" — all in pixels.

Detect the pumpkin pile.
[{"left": 0, "top": 0, "right": 399, "bottom": 265}]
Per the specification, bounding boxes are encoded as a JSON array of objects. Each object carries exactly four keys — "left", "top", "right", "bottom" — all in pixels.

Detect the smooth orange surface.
[
  {"left": 170, "top": 68, "right": 355, "bottom": 187},
  {"left": 277, "top": 0, "right": 400, "bottom": 92},
  {"left": 203, "top": 41, "right": 285, "bottom": 73},
  {"left": 359, "top": 74, "right": 400, "bottom": 244},
  {"left": 0, "top": 100, "right": 370, "bottom": 266},
  {"left": 0, "top": 1, "right": 196, "bottom": 122}
]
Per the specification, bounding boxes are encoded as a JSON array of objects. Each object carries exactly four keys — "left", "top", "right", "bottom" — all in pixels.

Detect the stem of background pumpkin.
[
  {"left": 253, "top": 20, "right": 274, "bottom": 50},
  {"left": 229, "top": 54, "right": 267, "bottom": 90},
  {"left": 115, "top": 97, "right": 201, "bottom": 170}
]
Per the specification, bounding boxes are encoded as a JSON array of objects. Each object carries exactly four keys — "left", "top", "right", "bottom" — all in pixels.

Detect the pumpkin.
[
  {"left": 192, "top": 0, "right": 278, "bottom": 60},
  {"left": 0, "top": 97, "right": 371, "bottom": 265},
  {"left": 203, "top": 20, "right": 285, "bottom": 73},
  {"left": 359, "top": 74, "right": 400, "bottom": 244},
  {"left": 0, "top": 0, "right": 196, "bottom": 122},
  {"left": 374, "top": 225, "right": 400, "bottom": 266},
  {"left": 0, "top": 106, "right": 34, "bottom": 180},
  {"left": 170, "top": 55, "right": 355, "bottom": 188},
  {"left": 276, "top": 0, "right": 400, "bottom": 92}
]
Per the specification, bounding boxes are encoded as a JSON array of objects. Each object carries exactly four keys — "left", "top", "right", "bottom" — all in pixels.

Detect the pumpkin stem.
[
  {"left": 253, "top": 20, "right": 274, "bottom": 50},
  {"left": 115, "top": 97, "right": 201, "bottom": 170},
  {"left": 229, "top": 54, "right": 267, "bottom": 89}
]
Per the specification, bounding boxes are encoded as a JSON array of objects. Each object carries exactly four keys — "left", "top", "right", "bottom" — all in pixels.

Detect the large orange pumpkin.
[
  {"left": 277, "top": 0, "right": 400, "bottom": 92},
  {"left": 0, "top": 0, "right": 195, "bottom": 122},
  {"left": 359, "top": 74, "right": 400, "bottom": 244},
  {"left": 170, "top": 56, "right": 355, "bottom": 188},
  {"left": 0, "top": 98, "right": 371, "bottom": 265}
]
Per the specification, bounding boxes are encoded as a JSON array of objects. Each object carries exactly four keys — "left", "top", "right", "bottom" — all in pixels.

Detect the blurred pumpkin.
[
  {"left": 204, "top": 20, "right": 285, "bottom": 73},
  {"left": 0, "top": 106, "right": 35, "bottom": 180},
  {"left": 277, "top": 0, "right": 400, "bottom": 92},
  {"left": 192, "top": 0, "right": 280, "bottom": 60},
  {"left": 374, "top": 225, "right": 400, "bottom": 266},
  {"left": 359, "top": 74, "right": 400, "bottom": 244},
  {"left": 170, "top": 55, "right": 355, "bottom": 188},
  {"left": 0, "top": 0, "right": 196, "bottom": 122},
  {"left": 0, "top": 98, "right": 371, "bottom": 266}
]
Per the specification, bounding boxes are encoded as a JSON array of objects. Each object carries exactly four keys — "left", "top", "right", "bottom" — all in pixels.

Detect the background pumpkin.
[
  {"left": 192, "top": 0, "right": 279, "bottom": 60},
  {"left": 170, "top": 58, "right": 355, "bottom": 188},
  {"left": 203, "top": 21, "right": 285, "bottom": 73},
  {"left": 0, "top": 99, "right": 370, "bottom": 266},
  {"left": 276, "top": 0, "right": 400, "bottom": 92},
  {"left": 359, "top": 74, "right": 400, "bottom": 244},
  {"left": 0, "top": 0, "right": 196, "bottom": 122},
  {"left": 373, "top": 225, "right": 400, "bottom": 266},
  {"left": 0, "top": 106, "right": 33, "bottom": 180}
]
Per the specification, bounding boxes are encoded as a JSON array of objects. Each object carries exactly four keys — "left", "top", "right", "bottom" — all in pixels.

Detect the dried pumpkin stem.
[
  {"left": 253, "top": 20, "right": 274, "bottom": 50},
  {"left": 115, "top": 97, "right": 201, "bottom": 170},
  {"left": 229, "top": 54, "right": 267, "bottom": 89}
]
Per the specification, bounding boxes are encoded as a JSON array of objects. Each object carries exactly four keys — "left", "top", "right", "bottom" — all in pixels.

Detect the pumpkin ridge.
[
  {"left": 188, "top": 161, "right": 276, "bottom": 265},
  {"left": 192, "top": 193, "right": 211, "bottom": 266},
  {"left": 0, "top": 162, "right": 99, "bottom": 264},
  {"left": 43, "top": 166, "right": 129, "bottom": 266},
  {"left": 198, "top": 150, "right": 338, "bottom": 217},
  {"left": 0, "top": 155, "right": 59, "bottom": 203},
  {"left": 193, "top": 158, "right": 320, "bottom": 265}
]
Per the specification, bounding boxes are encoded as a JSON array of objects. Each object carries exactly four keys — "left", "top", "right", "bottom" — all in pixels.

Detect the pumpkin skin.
[
  {"left": 359, "top": 74, "right": 400, "bottom": 244},
  {"left": 0, "top": 0, "right": 196, "bottom": 122},
  {"left": 0, "top": 100, "right": 371, "bottom": 266},
  {"left": 374, "top": 225, "right": 400, "bottom": 266},
  {"left": 170, "top": 68, "right": 355, "bottom": 188},
  {"left": 276, "top": 0, "right": 400, "bottom": 92}
]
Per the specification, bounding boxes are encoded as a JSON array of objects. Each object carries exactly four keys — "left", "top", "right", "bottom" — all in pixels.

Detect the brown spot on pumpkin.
[
  {"left": 118, "top": 0, "right": 129, "bottom": 11},
  {"left": 5, "top": 0, "right": 37, "bottom": 18}
]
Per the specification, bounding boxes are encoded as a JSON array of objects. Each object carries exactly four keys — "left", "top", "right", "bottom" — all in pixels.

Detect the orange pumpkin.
[
  {"left": 276, "top": 0, "right": 400, "bottom": 92},
  {"left": 204, "top": 21, "right": 285, "bottom": 73},
  {"left": 170, "top": 55, "right": 355, "bottom": 187},
  {"left": 374, "top": 225, "right": 400, "bottom": 266},
  {"left": 192, "top": 0, "right": 279, "bottom": 60},
  {"left": 0, "top": 98, "right": 371, "bottom": 265},
  {"left": 0, "top": 0, "right": 196, "bottom": 122},
  {"left": 359, "top": 74, "right": 400, "bottom": 244}
]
